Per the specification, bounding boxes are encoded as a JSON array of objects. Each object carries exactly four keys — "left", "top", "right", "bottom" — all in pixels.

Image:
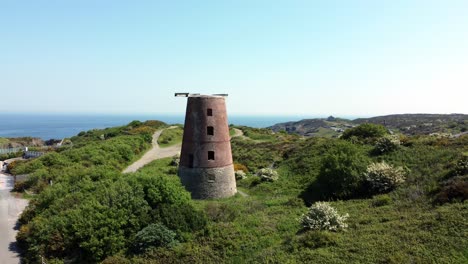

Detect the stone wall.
[{"left": 179, "top": 164, "right": 237, "bottom": 199}]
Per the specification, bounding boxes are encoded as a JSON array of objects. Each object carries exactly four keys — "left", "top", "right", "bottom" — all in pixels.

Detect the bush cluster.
[
  {"left": 373, "top": 135, "right": 400, "bottom": 154},
  {"left": 433, "top": 176, "right": 468, "bottom": 204},
  {"left": 134, "top": 223, "right": 179, "bottom": 253},
  {"left": 365, "top": 162, "right": 406, "bottom": 194},
  {"left": 341, "top": 123, "right": 388, "bottom": 144},
  {"left": 316, "top": 141, "right": 370, "bottom": 199},
  {"left": 0, "top": 151, "right": 24, "bottom": 161},
  {"left": 300, "top": 202, "right": 349, "bottom": 231},
  {"left": 433, "top": 157, "right": 468, "bottom": 205},
  {"left": 256, "top": 168, "right": 279, "bottom": 182},
  {"left": 454, "top": 157, "right": 468, "bottom": 176}
]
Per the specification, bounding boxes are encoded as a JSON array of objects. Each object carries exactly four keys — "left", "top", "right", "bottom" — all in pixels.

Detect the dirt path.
[
  {"left": 123, "top": 128, "right": 181, "bottom": 173},
  {"left": 0, "top": 172, "right": 28, "bottom": 264},
  {"left": 231, "top": 128, "right": 245, "bottom": 139}
]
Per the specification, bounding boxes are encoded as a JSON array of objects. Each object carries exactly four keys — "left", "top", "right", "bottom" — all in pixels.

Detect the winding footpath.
[
  {"left": 123, "top": 127, "right": 249, "bottom": 197},
  {"left": 0, "top": 169, "right": 28, "bottom": 264},
  {"left": 123, "top": 127, "right": 181, "bottom": 173}
]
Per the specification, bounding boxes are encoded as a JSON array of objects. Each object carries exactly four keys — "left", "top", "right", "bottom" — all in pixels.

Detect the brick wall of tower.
[{"left": 179, "top": 96, "right": 233, "bottom": 169}]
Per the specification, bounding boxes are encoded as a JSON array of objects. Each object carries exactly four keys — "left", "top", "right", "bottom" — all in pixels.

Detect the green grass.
[
  {"left": 134, "top": 157, "right": 178, "bottom": 176},
  {"left": 0, "top": 137, "right": 9, "bottom": 147},
  {"left": 313, "top": 127, "right": 341, "bottom": 138},
  {"left": 158, "top": 127, "right": 184, "bottom": 148}
]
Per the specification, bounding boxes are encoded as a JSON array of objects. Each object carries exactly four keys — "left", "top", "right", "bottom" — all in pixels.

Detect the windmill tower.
[{"left": 175, "top": 93, "right": 237, "bottom": 199}]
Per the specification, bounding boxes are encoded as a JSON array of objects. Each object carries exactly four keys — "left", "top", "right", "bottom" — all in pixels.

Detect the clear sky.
[{"left": 1, "top": 0, "right": 467, "bottom": 117}]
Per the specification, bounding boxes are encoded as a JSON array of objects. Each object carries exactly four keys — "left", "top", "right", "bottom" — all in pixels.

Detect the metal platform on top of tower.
[{"left": 175, "top": 93, "right": 228, "bottom": 97}]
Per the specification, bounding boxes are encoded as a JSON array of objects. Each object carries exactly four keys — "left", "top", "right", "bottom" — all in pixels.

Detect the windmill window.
[
  {"left": 207, "top": 108, "right": 213, "bottom": 116},
  {"left": 207, "top": 126, "right": 214, "bottom": 135},
  {"left": 208, "top": 151, "right": 215, "bottom": 160},
  {"left": 189, "top": 154, "right": 194, "bottom": 168}
]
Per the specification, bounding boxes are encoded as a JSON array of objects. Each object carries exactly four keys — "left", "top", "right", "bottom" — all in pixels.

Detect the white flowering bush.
[
  {"left": 256, "top": 168, "right": 279, "bottom": 182},
  {"left": 300, "top": 202, "right": 349, "bottom": 231},
  {"left": 365, "top": 162, "right": 405, "bottom": 193},
  {"left": 235, "top": 170, "right": 247, "bottom": 180},
  {"left": 454, "top": 157, "right": 468, "bottom": 176}
]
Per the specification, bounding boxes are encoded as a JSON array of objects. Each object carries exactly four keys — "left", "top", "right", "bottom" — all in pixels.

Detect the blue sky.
[{"left": 1, "top": 1, "right": 467, "bottom": 117}]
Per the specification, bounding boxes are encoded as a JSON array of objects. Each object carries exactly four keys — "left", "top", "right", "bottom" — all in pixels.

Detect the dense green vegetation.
[
  {"left": 12, "top": 122, "right": 468, "bottom": 263},
  {"left": 13, "top": 121, "right": 206, "bottom": 263},
  {"left": 0, "top": 151, "right": 24, "bottom": 161},
  {"left": 341, "top": 123, "right": 388, "bottom": 143}
]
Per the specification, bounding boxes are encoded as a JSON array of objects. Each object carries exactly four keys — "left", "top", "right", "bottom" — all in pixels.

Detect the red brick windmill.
[{"left": 175, "top": 93, "right": 237, "bottom": 199}]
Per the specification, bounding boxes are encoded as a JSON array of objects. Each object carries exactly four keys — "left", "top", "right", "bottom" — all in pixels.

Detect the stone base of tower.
[{"left": 178, "top": 165, "right": 237, "bottom": 199}]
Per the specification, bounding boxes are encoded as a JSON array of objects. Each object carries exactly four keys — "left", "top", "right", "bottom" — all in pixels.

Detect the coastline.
[{"left": 0, "top": 113, "right": 314, "bottom": 140}]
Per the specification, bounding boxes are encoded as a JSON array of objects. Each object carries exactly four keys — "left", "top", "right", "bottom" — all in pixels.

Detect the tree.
[
  {"left": 341, "top": 123, "right": 388, "bottom": 144},
  {"left": 316, "top": 141, "right": 370, "bottom": 199},
  {"left": 134, "top": 223, "right": 179, "bottom": 253}
]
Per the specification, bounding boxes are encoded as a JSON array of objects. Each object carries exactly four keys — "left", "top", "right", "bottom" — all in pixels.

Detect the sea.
[{"left": 0, "top": 113, "right": 316, "bottom": 140}]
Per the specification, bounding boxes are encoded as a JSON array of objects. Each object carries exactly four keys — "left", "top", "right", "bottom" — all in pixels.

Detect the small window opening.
[
  {"left": 208, "top": 151, "right": 215, "bottom": 160},
  {"left": 207, "top": 126, "right": 214, "bottom": 135},
  {"left": 189, "top": 154, "right": 194, "bottom": 168},
  {"left": 207, "top": 108, "right": 213, "bottom": 116}
]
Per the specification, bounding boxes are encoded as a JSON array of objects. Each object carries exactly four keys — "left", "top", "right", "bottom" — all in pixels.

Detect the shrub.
[
  {"left": 256, "top": 168, "right": 279, "bottom": 182},
  {"left": 234, "top": 163, "right": 249, "bottom": 173},
  {"left": 433, "top": 175, "right": 468, "bottom": 205},
  {"left": 6, "top": 160, "right": 19, "bottom": 173},
  {"left": 341, "top": 123, "right": 388, "bottom": 144},
  {"left": 249, "top": 176, "right": 262, "bottom": 186},
  {"left": 235, "top": 170, "right": 247, "bottom": 180},
  {"left": 454, "top": 157, "right": 468, "bottom": 176},
  {"left": 152, "top": 203, "right": 207, "bottom": 234},
  {"left": 316, "top": 141, "right": 370, "bottom": 199},
  {"left": 373, "top": 135, "right": 400, "bottom": 155},
  {"left": 134, "top": 223, "right": 179, "bottom": 253},
  {"left": 300, "top": 202, "right": 349, "bottom": 231},
  {"left": 13, "top": 180, "right": 28, "bottom": 192},
  {"left": 364, "top": 162, "right": 406, "bottom": 194}
]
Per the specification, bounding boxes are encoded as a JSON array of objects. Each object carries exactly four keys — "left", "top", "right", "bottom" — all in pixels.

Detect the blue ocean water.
[{"left": 0, "top": 113, "right": 313, "bottom": 140}]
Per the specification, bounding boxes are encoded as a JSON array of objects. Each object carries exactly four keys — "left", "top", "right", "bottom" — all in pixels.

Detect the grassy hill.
[
  {"left": 354, "top": 114, "right": 468, "bottom": 135},
  {"left": 10, "top": 122, "right": 468, "bottom": 263},
  {"left": 270, "top": 114, "right": 468, "bottom": 137}
]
